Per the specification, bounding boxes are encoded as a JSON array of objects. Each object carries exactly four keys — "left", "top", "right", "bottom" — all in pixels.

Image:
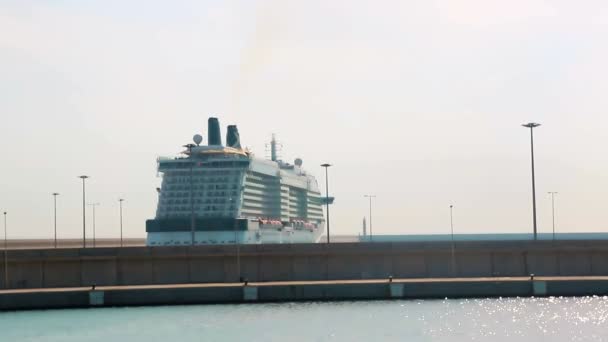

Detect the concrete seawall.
[
  {"left": 3, "top": 277, "right": 608, "bottom": 311},
  {"left": 2, "top": 240, "right": 608, "bottom": 290}
]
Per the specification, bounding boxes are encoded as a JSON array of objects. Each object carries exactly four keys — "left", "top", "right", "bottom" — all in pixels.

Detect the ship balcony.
[{"left": 319, "top": 197, "right": 335, "bottom": 205}]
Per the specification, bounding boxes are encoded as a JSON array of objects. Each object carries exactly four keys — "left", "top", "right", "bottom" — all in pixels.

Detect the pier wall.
[
  {"left": 1, "top": 240, "right": 608, "bottom": 289},
  {"left": 4, "top": 277, "right": 608, "bottom": 311}
]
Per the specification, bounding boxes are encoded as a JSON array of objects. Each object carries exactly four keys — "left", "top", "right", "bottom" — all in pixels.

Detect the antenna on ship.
[{"left": 266, "top": 134, "right": 282, "bottom": 161}]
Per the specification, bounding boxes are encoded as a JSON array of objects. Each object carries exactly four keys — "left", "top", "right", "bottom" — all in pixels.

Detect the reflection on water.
[{"left": 1, "top": 296, "right": 607, "bottom": 341}]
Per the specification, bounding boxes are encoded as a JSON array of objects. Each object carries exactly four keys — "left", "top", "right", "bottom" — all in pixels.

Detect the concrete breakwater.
[
  {"left": 1, "top": 240, "right": 608, "bottom": 290},
  {"left": 2, "top": 276, "right": 608, "bottom": 311},
  {"left": 2, "top": 238, "right": 146, "bottom": 250}
]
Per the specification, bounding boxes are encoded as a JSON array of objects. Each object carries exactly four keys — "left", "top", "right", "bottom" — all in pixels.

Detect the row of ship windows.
[
  {"left": 246, "top": 171, "right": 272, "bottom": 178},
  {"left": 165, "top": 177, "right": 240, "bottom": 184},
  {"left": 164, "top": 184, "right": 239, "bottom": 191},
  {"left": 162, "top": 191, "right": 239, "bottom": 198},
  {"left": 159, "top": 205, "right": 236, "bottom": 212},
  {"left": 159, "top": 212, "right": 236, "bottom": 218},
  {"left": 167, "top": 169, "right": 242, "bottom": 176},
  {"left": 161, "top": 198, "right": 235, "bottom": 205},
  {"left": 245, "top": 177, "right": 278, "bottom": 186},
  {"left": 245, "top": 184, "right": 279, "bottom": 191}
]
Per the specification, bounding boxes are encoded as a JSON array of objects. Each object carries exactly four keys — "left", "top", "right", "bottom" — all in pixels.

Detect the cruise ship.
[{"left": 146, "top": 117, "right": 328, "bottom": 246}]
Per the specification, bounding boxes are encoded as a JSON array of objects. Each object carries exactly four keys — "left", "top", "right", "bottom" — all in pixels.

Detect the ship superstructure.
[{"left": 146, "top": 117, "right": 326, "bottom": 245}]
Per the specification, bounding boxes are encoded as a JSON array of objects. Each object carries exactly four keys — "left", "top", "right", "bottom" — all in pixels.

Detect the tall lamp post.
[
  {"left": 183, "top": 143, "right": 196, "bottom": 245},
  {"left": 231, "top": 198, "right": 241, "bottom": 281},
  {"left": 79, "top": 176, "right": 89, "bottom": 248},
  {"left": 522, "top": 122, "right": 541, "bottom": 240},
  {"left": 88, "top": 203, "right": 100, "bottom": 248},
  {"left": 548, "top": 192, "right": 558, "bottom": 241},
  {"left": 52, "top": 193, "right": 59, "bottom": 248},
  {"left": 321, "top": 163, "right": 332, "bottom": 243},
  {"left": 364, "top": 195, "right": 376, "bottom": 241},
  {"left": 449, "top": 205, "right": 456, "bottom": 275},
  {"left": 119, "top": 199, "right": 124, "bottom": 247},
  {"left": 3, "top": 211, "right": 7, "bottom": 289}
]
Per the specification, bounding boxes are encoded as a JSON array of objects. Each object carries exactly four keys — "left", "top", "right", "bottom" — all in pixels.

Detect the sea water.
[{"left": 1, "top": 297, "right": 607, "bottom": 341}]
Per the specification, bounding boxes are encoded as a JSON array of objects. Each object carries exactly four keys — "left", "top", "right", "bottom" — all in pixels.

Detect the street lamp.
[
  {"left": 449, "top": 205, "right": 456, "bottom": 275},
  {"left": 183, "top": 143, "right": 196, "bottom": 245},
  {"left": 364, "top": 195, "right": 376, "bottom": 241},
  {"left": 3, "top": 211, "right": 7, "bottom": 289},
  {"left": 79, "top": 176, "right": 89, "bottom": 248},
  {"left": 548, "top": 192, "right": 558, "bottom": 241},
  {"left": 321, "top": 163, "right": 332, "bottom": 243},
  {"left": 119, "top": 199, "right": 124, "bottom": 247},
  {"left": 231, "top": 198, "right": 241, "bottom": 282},
  {"left": 522, "top": 122, "right": 541, "bottom": 240},
  {"left": 88, "top": 203, "right": 100, "bottom": 248},
  {"left": 52, "top": 193, "right": 59, "bottom": 248}
]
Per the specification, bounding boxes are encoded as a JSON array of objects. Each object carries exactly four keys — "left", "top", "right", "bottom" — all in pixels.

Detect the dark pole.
[
  {"left": 364, "top": 195, "right": 376, "bottom": 241},
  {"left": 3, "top": 211, "right": 7, "bottom": 289},
  {"left": 184, "top": 144, "right": 196, "bottom": 246},
  {"left": 522, "top": 123, "right": 541, "bottom": 240},
  {"left": 79, "top": 176, "right": 89, "bottom": 248},
  {"left": 119, "top": 199, "right": 124, "bottom": 247},
  {"left": 548, "top": 192, "right": 557, "bottom": 241},
  {"left": 190, "top": 161, "right": 194, "bottom": 245},
  {"left": 530, "top": 127, "right": 537, "bottom": 240},
  {"left": 321, "top": 164, "right": 332, "bottom": 243},
  {"left": 450, "top": 205, "right": 455, "bottom": 275},
  {"left": 93, "top": 204, "right": 96, "bottom": 248},
  {"left": 88, "top": 203, "right": 99, "bottom": 248},
  {"left": 233, "top": 209, "right": 240, "bottom": 281},
  {"left": 53, "top": 193, "right": 59, "bottom": 248},
  {"left": 369, "top": 197, "right": 372, "bottom": 241}
]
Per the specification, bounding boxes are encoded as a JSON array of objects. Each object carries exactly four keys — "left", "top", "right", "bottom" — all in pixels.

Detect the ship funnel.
[
  {"left": 270, "top": 134, "right": 277, "bottom": 161},
  {"left": 208, "top": 117, "right": 222, "bottom": 146},
  {"left": 226, "top": 125, "right": 241, "bottom": 148}
]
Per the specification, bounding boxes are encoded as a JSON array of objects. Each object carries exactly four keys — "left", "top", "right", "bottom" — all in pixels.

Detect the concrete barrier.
[
  {"left": 2, "top": 240, "right": 608, "bottom": 290},
  {"left": 89, "top": 290, "right": 104, "bottom": 306},
  {"left": 389, "top": 283, "right": 404, "bottom": 298},
  {"left": 243, "top": 286, "right": 258, "bottom": 301},
  {"left": 3, "top": 277, "right": 608, "bottom": 311},
  {"left": 533, "top": 281, "right": 547, "bottom": 296}
]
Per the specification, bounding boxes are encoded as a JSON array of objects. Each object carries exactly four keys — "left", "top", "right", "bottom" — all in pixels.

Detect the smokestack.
[
  {"left": 226, "top": 125, "right": 241, "bottom": 148},
  {"left": 270, "top": 134, "right": 277, "bottom": 161},
  {"left": 208, "top": 117, "right": 222, "bottom": 146}
]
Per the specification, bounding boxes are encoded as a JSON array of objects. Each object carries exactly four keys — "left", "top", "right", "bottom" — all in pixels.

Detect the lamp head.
[
  {"left": 321, "top": 163, "right": 332, "bottom": 168},
  {"left": 522, "top": 122, "right": 541, "bottom": 128}
]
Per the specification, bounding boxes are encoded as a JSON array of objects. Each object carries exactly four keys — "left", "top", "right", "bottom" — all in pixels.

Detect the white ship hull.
[{"left": 147, "top": 228, "right": 323, "bottom": 246}]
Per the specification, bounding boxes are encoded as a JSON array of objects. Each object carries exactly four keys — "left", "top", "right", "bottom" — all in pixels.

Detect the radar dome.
[
  {"left": 193, "top": 134, "right": 203, "bottom": 146},
  {"left": 294, "top": 158, "right": 303, "bottom": 167}
]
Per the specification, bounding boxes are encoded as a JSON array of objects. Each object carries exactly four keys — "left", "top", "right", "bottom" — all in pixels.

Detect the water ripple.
[{"left": 1, "top": 297, "right": 608, "bottom": 341}]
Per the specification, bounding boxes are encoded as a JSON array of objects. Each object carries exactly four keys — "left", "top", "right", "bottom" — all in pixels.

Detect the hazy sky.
[{"left": 2, "top": 0, "right": 608, "bottom": 239}]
